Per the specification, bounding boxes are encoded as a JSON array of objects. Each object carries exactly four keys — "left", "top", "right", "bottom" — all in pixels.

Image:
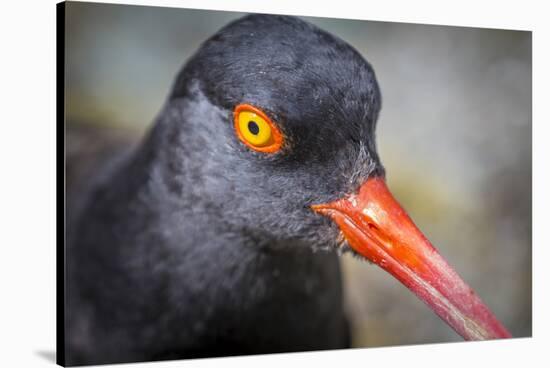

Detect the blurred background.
[{"left": 65, "top": 2, "right": 531, "bottom": 347}]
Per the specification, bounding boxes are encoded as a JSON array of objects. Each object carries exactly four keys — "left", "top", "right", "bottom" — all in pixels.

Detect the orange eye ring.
[{"left": 233, "top": 103, "right": 284, "bottom": 153}]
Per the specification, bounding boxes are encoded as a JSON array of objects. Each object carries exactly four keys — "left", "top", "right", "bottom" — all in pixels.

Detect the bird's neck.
[{"left": 72, "top": 123, "right": 321, "bottom": 274}]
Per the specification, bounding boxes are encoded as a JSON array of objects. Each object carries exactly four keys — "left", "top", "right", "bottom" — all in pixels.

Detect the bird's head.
[{"left": 151, "top": 14, "right": 510, "bottom": 341}]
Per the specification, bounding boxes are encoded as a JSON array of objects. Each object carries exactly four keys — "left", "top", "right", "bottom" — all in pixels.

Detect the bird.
[{"left": 64, "top": 14, "right": 511, "bottom": 366}]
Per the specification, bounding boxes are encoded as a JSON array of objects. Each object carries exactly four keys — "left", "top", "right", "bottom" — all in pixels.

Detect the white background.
[{"left": 0, "top": 0, "right": 547, "bottom": 367}]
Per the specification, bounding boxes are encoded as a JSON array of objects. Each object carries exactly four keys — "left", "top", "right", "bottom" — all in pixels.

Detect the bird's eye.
[{"left": 234, "top": 104, "right": 283, "bottom": 153}]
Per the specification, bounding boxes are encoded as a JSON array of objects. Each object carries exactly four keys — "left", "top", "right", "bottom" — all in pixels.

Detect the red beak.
[{"left": 312, "top": 177, "right": 511, "bottom": 340}]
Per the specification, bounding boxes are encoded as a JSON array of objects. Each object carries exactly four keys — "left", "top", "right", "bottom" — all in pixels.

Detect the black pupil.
[{"left": 248, "top": 121, "right": 260, "bottom": 135}]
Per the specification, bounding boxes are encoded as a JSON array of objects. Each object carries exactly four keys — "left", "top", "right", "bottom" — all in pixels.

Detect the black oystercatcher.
[{"left": 64, "top": 13, "right": 511, "bottom": 366}]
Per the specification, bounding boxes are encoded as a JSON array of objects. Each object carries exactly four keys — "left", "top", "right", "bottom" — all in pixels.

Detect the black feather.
[{"left": 66, "top": 14, "right": 383, "bottom": 365}]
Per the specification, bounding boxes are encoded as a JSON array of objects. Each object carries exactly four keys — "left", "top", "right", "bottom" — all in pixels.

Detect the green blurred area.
[{"left": 65, "top": 2, "right": 531, "bottom": 346}]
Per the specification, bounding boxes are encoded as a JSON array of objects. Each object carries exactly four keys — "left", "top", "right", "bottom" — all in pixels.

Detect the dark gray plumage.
[{"left": 66, "top": 14, "right": 383, "bottom": 366}]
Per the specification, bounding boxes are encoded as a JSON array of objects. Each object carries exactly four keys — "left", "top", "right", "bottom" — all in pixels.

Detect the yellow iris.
[{"left": 237, "top": 111, "right": 273, "bottom": 147}]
